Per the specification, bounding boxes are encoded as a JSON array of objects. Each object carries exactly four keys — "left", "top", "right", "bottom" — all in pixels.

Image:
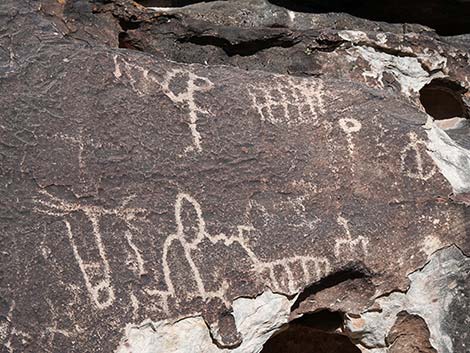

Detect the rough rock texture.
[
  {"left": 344, "top": 246, "right": 470, "bottom": 353},
  {"left": 387, "top": 312, "right": 437, "bottom": 353},
  {"left": 1, "top": 1, "right": 469, "bottom": 353}
]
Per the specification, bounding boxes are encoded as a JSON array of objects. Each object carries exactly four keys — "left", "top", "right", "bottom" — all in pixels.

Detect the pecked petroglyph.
[
  {"left": 158, "top": 192, "right": 332, "bottom": 305},
  {"left": 254, "top": 256, "right": 331, "bottom": 294},
  {"left": 41, "top": 299, "right": 84, "bottom": 348},
  {"left": 33, "top": 190, "right": 334, "bottom": 312},
  {"left": 248, "top": 75, "right": 325, "bottom": 125},
  {"left": 34, "top": 190, "right": 148, "bottom": 309},
  {"left": 334, "top": 215, "right": 369, "bottom": 257},
  {"left": 113, "top": 57, "right": 214, "bottom": 153},
  {"left": 156, "top": 194, "right": 258, "bottom": 310},
  {"left": 401, "top": 131, "right": 437, "bottom": 181},
  {"left": 159, "top": 69, "right": 214, "bottom": 153},
  {"left": 339, "top": 117, "right": 362, "bottom": 159}
]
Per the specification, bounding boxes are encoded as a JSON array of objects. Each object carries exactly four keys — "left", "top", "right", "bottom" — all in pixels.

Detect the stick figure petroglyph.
[
  {"left": 159, "top": 69, "right": 214, "bottom": 153},
  {"left": 334, "top": 215, "right": 368, "bottom": 257},
  {"left": 113, "top": 57, "right": 215, "bottom": 153},
  {"left": 339, "top": 117, "right": 362, "bottom": 159}
]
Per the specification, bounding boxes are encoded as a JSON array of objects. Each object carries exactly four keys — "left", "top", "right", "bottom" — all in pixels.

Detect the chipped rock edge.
[
  {"left": 426, "top": 117, "right": 470, "bottom": 194},
  {"left": 115, "top": 291, "right": 294, "bottom": 353},
  {"left": 345, "top": 246, "right": 469, "bottom": 353}
]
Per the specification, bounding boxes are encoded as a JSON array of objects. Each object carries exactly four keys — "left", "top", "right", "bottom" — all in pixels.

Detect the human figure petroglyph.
[
  {"left": 34, "top": 190, "right": 148, "bottom": 309},
  {"left": 34, "top": 189, "right": 333, "bottom": 313},
  {"left": 160, "top": 193, "right": 331, "bottom": 301},
  {"left": 113, "top": 56, "right": 214, "bottom": 153},
  {"left": 158, "top": 193, "right": 255, "bottom": 309},
  {"left": 401, "top": 131, "right": 436, "bottom": 181},
  {"left": 339, "top": 117, "right": 362, "bottom": 158},
  {"left": 159, "top": 69, "right": 214, "bottom": 153},
  {"left": 248, "top": 75, "right": 325, "bottom": 125},
  {"left": 334, "top": 215, "right": 369, "bottom": 257}
]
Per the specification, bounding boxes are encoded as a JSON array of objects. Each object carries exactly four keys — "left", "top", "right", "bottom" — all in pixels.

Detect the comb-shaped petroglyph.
[
  {"left": 34, "top": 190, "right": 148, "bottom": 309},
  {"left": 253, "top": 256, "right": 331, "bottom": 293},
  {"left": 401, "top": 131, "right": 437, "bottom": 181},
  {"left": 334, "top": 215, "right": 369, "bottom": 257},
  {"left": 248, "top": 75, "right": 325, "bottom": 125}
]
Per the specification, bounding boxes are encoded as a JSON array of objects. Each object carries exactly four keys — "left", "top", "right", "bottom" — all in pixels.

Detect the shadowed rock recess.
[{"left": 1, "top": 0, "right": 470, "bottom": 352}]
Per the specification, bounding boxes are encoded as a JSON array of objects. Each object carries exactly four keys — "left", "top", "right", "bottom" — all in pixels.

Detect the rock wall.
[{"left": 1, "top": 1, "right": 469, "bottom": 352}]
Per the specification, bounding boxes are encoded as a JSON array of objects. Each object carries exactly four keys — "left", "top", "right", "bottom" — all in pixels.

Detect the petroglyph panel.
[{"left": 2, "top": 31, "right": 467, "bottom": 353}]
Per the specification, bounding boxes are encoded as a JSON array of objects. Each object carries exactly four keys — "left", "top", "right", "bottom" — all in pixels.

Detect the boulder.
[{"left": 0, "top": 1, "right": 469, "bottom": 352}]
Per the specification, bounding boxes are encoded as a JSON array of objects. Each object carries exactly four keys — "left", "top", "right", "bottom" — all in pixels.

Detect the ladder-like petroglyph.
[
  {"left": 34, "top": 190, "right": 148, "bottom": 309},
  {"left": 401, "top": 131, "right": 437, "bottom": 181},
  {"left": 248, "top": 75, "right": 325, "bottom": 125},
  {"left": 253, "top": 256, "right": 331, "bottom": 293}
]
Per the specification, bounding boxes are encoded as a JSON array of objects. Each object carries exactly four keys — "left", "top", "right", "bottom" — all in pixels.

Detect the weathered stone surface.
[
  {"left": 1, "top": 1, "right": 469, "bottom": 353},
  {"left": 387, "top": 311, "right": 437, "bottom": 353},
  {"left": 344, "top": 246, "right": 470, "bottom": 353},
  {"left": 107, "top": 0, "right": 470, "bottom": 104}
]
